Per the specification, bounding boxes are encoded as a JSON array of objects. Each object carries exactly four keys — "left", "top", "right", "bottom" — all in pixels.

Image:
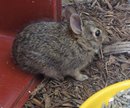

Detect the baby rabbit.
[{"left": 12, "top": 7, "right": 107, "bottom": 81}]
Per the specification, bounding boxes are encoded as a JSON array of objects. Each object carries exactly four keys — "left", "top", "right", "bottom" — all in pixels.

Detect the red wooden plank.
[
  {"left": 52, "top": 0, "right": 62, "bottom": 21},
  {"left": 0, "top": 35, "right": 40, "bottom": 108},
  {"left": 0, "top": 0, "right": 61, "bottom": 35}
]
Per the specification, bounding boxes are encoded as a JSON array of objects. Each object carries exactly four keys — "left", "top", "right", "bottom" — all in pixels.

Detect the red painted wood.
[
  {"left": 0, "top": 0, "right": 61, "bottom": 35},
  {"left": 0, "top": 35, "right": 40, "bottom": 108},
  {"left": 0, "top": 0, "right": 61, "bottom": 108}
]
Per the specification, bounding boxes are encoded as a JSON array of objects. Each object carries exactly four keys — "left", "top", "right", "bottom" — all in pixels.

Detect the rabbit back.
[{"left": 12, "top": 21, "right": 92, "bottom": 77}]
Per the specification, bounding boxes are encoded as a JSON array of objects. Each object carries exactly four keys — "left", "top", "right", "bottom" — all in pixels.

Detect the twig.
[
  {"left": 104, "top": 0, "right": 113, "bottom": 10},
  {"left": 120, "top": 71, "right": 128, "bottom": 79},
  {"left": 115, "top": 58, "right": 130, "bottom": 64},
  {"left": 91, "top": 0, "right": 97, "bottom": 7},
  {"left": 96, "top": 1, "right": 106, "bottom": 12},
  {"left": 32, "top": 98, "right": 44, "bottom": 107}
]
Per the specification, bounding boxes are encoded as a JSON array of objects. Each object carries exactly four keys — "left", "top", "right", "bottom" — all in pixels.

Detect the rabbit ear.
[
  {"left": 70, "top": 13, "right": 82, "bottom": 34},
  {"left": 62, "top": 6, "right": 76, "bottom": 20}
]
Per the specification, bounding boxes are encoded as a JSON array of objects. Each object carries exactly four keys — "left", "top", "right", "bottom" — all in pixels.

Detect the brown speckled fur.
[{"left": 12, "top": 16, "right": 107, "bottom": 81}]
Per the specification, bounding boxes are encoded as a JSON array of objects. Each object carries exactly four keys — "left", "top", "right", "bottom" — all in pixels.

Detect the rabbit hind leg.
[{"left": 42, "top": 66, "right": 64, "bottom": 81}]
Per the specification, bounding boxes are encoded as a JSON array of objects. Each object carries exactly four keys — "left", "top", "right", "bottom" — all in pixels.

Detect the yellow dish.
[{"left": 80, "top": 80, "right": 130, "bottom": 108}]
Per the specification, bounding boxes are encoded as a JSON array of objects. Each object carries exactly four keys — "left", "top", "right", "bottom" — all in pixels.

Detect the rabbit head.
[{"left": 69, "top": 12, "right": 107, "bottom": 53}]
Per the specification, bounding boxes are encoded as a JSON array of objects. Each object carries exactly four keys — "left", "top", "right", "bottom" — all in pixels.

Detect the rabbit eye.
[{"left": 95, "top": 30, "right": 101, "bottom": 37}]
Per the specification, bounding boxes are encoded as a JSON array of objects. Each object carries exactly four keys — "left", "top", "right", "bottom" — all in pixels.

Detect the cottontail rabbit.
[{"left": 12, "top": 7, "right": 107, "bottom": 81}]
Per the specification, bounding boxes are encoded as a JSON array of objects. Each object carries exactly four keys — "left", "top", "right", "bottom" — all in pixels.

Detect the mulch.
[{"left": 24, "top": 0, "right": 130, "bottom": 108}]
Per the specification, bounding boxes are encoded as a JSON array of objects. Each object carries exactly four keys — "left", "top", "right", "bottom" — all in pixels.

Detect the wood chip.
[
  {"left": 115, "top": 4, "right": 130, "bottom": 11},
  {"left": 103, "top": 41, "right": 130, "bottom": 55},
  {"left": 45, "top": 95, "right": 51, "bottom": 108},
  {"left": 32, "top": 98, "right": 44, "bottom": 107}
]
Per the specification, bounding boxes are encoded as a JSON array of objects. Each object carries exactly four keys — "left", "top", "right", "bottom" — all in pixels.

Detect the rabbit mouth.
[{"left": 92, "top": 45, "right": 101, "bottom": 54}]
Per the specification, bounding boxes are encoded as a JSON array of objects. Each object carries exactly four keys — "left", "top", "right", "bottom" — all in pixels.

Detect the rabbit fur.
[{"left": 12, "top": 8, "right": 107, "bottom": 81}]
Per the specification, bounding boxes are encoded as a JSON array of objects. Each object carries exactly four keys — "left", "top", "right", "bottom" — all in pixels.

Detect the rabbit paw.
[
  {"left": 76, "top": 74, "right": 88, "bottom": 81},
  {"left": 75, "top": 73, "right": 88, "bottom": 81}
]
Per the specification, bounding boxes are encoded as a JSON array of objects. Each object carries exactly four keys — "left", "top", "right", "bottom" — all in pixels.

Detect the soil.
[{"left": 24, "top": 0, "right": 130, "bottom": 108}]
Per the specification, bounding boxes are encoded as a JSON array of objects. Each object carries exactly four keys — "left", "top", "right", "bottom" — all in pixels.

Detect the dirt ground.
[{"left": 24, "top": 0, "right": 130, "bottom": 108}]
